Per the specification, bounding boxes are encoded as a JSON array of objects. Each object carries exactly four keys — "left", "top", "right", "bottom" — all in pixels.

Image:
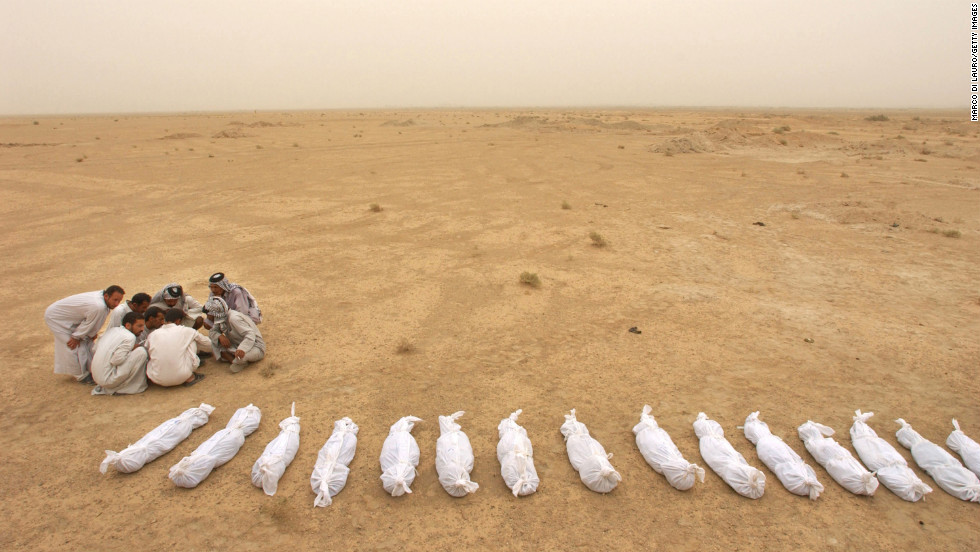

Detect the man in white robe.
[
  {"left": 204, "top": 297, "right": 265, "bottom": 373},
  {"left": 149, "top": 284, "right": 210, "bottom": 353},
  {"left": 107, "top": 293, "right": 151, "bottom": 329},
  {"left": 138, "top": 306, "right": 166, "bottom": 346},
  {"left": 150, "top": 283, "right": 205, "bottom": 329},
  {"left": 91, "top": 312, "right": 148, "bottom": 395},
  {"left": 44, "top": 286, "right": 124, "bottom": 383},
  {"left": 146, "top": 308, "right": 209, "bottom": 387}
]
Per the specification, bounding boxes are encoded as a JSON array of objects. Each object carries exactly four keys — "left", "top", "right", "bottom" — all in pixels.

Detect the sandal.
[{"left": 183, "top": 373, "right": 206, "bottom": 387}]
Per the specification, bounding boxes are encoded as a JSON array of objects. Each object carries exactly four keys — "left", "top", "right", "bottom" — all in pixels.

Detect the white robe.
[
  {"left": 146, "top": 324, "right": 211, "bottom": 386},
  {"left": 150, "top": 294, "right": 204, "bottom": 326},
  {"left": 107, "top": 302, "right": 133, "bottom": 329},
  {"left": 44, "top": 291, "right": 110, "bottom": 378},
  {"left": 91, "top": 327, "right": 148, "bottom": 395}
]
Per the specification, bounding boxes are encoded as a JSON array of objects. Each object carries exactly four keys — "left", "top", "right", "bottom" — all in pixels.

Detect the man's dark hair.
[
  {"left": 164, "top": 308, "right": 185, "bottom": 323},
  {"left": 144, "top": 306, "right": 165, "bottom": 320},
  {"left": 131, "top": 292, "right": 151, "bottom": 305},
  {"left": 104, "top": 285, "right": 125, "bottom": 296},
  {"left": 122, "top": 311, "right": 143, "bottom": 326}
]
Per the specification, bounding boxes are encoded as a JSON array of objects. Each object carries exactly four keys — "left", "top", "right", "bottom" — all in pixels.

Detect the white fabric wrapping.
[
  {"left": 560, "top": 409, "right": 621, "bottom": 493},
  {"left": 947, "top": 419, "right": 980, "bottom": 478},
  {"left": 693, "top": 412, "right": 766, "bottom": 499},
  {"left": 849, "top": 410, "right": 931, "bottom": 502},
  {"left": 497, "top": 409, "right": 539, "bottom": 497},
  {"left": 169, "top": 404, "right": 262, "bottom": 488},
  {"left": 310, "top": 417, "right": 359, "bottom": 507},
  {"left": 797, "top": 421, "right": 878, "bottom": 496},
  {"left": 101, "top": 404, "right": 215, "bottom": 474},
  {"left": 741, "top": 412, "right": 824, "bottom": 500},
  {"left": 251, "top": 403, "right": 301, "bottom": 496},
  {"left": 379, "top": 416, "right": 422, "bottom": 497},
  {"left": 435, "top": 411, "right": 479, "bottom": 497},
  {"left": 633, "top": 405, "right": 704, "bottom": 491},
  {"left": 895, "top": 419, "right": 980, "bottom": 502}
]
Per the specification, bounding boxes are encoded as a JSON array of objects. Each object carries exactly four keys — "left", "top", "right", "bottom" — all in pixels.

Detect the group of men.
[{"left": 43, "top": 273, "right": 265, "bottom": 396}]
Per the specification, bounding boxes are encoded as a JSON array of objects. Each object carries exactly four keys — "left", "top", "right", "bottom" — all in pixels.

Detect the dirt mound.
[
  {"left": 650, "top": 132, "right": 715, "bottom": 154},
  {"left": 160, "top": 133, "right": 201, "bottom": 140},
  {"left": 0, "top": 142, "right": 59, "bottom": 148},
  {"left": 481, "top": 115, "right": 549, "bottom": 129},
  {"left": 212, "top": 129, "right": 252, "bottom": 139},
  {"left": 381, "top": 119, "right": 416, "bottom": 127}
]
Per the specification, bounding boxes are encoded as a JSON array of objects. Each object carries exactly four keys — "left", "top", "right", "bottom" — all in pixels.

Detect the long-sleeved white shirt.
[
  {"left": 44, "top": 290, "right": 110, "bottom": 339},
  {"left": 91, "top": 327, "right": 141, "bottom": 387},
  {"left": 107, "top": 302, "right": 133, "bottom": 329},
  {"left": 146, "top": 323, "right": 210, "bottom": 386}
]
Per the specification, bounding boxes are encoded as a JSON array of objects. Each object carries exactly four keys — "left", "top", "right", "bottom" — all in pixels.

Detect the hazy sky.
[{"left": 0, "top": 1, "right": 967, "bottom": 114}]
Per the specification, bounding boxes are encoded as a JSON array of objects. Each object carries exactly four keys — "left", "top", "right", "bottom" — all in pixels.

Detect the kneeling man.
[
  {"left": 91, "top": 312, "right": 148, "bottom": 396},
  {"left": 146, "top": 308, "right": 209, "bottom": 387},
  {"left": 204, "top": 297, "right": 265, "bottom": 373}
]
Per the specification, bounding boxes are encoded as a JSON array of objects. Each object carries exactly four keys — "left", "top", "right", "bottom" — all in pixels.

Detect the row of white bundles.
[{"left": 101, "top": 404, "right": 980, "bottom": 504}]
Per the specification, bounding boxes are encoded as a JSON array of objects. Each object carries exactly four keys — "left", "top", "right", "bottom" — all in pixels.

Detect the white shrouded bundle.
[
  {"left": 310, "top": 417, "right": 359, "bottom": 507},
  {"left": 169, "top": 404, "right": 262, "bottom": 488},
  {"left": 895, "top": 419, "right": 980, "bottom": 502},
  {"left": 560, "top": 409, "right": 621, "bottom": 493},
  {"left": 101, "top": 403, "right": 215, "bottom": 474},
  {"left": 379, "top": 416, "right": 422, "bottom": 497},
  {"left": 797, "top": 421, "right": 878, "bottom": 496},
  {"left": 693, "top": 412, "right": 765, "bottom": 499},
  {"left": 497, "top": 409, "right": 539, "bottom": 497},
  {"left": 947, "top": 419, "right": 980, "bottom": 478},
  {"left": 849, "top": 410, "right": 931, "bottom": 502},
  {"left": 742, "top": 412, "right": 823, "bottom": 500},
  {"left": 251, "top": 403, "right": 301, "bottom": 496},
  {"left": 632, "top": 405, "right": 704, "bottom": 491},
  {"left": 436, "top": 411, "right": 480, "bottom": 497}
]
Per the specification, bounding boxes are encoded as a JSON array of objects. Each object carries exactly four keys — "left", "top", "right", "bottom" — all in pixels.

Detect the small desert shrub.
[
  {"left": 32, "top": 121, "right": 39, "bottom": 125},
  {"left": 255, "top": 144, "right": 263, "bottom": 149},
  {"left": 943, "top": 229, "right": 961, "bottom": 238},
  {"left": 561, "top": 200, "right": 571, "bottom": 210},
  {"left": 840, "top": 172, "right": 849, "bottom": 178},
  {"left": 920, "top": 147, "right": 932, "bottom": 155},
  {"left": 589, "top": 231, "right": 608, "bottom": 247},
  {"left": 293, "top": 142, "right": 300, "bottom": 147},
  {"left": 75, "top": 157, "right": 83, "bottom": 162},
  {"left": 773, "top": 126, "right": 791, "bottom": 134},
  {"left": 396, "top": 339, "right": 416, "bottom": 355},
  {"left": 369, "top": 203, "right": 383, "bottom": 212},
  {"left": 664, "top": 150, "right": 673, "bottom": 157},
  {"left": 866, "top": 114, "right": 889, "bottom": 122},
  {"left": 259, "top": 362, "right": 279, "bottom": 379},
  {"left": 827, "top": 131, "right": 839, "bottom": 135},
  {"left": 779, "top": 139, "right": 788, "bottom": 146},
  {"left": 790, "top": 211, "right": 801, "bottom": 220},
  {"left": 617, "top": 145, "right": 625, "bottom": 149},
  {"left": 519, "top": 271, "right": 541, "bottom": 288}
]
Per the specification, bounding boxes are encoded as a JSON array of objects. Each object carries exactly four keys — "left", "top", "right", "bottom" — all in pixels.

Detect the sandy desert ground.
[{"left": 1, "top": 108, "right": 978, "bottom": 551}]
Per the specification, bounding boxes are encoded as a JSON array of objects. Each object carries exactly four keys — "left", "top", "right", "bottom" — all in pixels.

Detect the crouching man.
[
  {"left": 91, "top": 311, "right": 148, "bottom": 396},
  {"left": 204, "top": 297, "right": 265, "bottom": 373},
  {"left": 146, "top": 308, "right": 209, "bottom": 387}
]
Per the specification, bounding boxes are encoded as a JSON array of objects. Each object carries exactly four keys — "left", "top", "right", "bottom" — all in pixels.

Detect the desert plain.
[{"left": 1, "top": 108, "right": 978, "bottom": 551}]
